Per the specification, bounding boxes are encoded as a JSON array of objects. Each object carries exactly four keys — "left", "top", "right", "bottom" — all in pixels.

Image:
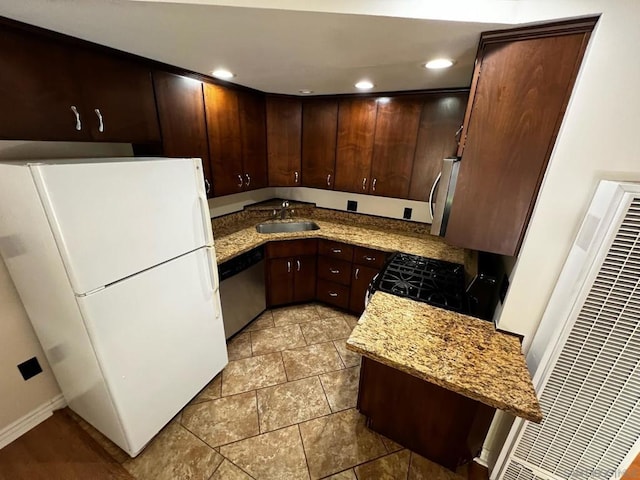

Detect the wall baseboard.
[{"left": 0, "top": 394, "right": 66, "bottom": 450}]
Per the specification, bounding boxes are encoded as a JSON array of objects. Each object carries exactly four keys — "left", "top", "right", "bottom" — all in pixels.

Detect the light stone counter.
[{"left": 346, "top": 292, "right": 542, "bottom": 423}]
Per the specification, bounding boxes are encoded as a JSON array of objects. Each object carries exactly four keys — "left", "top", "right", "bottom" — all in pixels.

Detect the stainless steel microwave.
[{"left": 429, "top": 157, "right": 461, "bottom": 236}]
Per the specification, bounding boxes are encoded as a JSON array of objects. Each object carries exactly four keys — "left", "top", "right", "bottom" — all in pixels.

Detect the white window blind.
[{"left": 498, "top": 195, "right": 640, "bottom": 480}]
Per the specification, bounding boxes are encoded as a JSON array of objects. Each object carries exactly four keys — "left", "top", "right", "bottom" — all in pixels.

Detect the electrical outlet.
[
  {"left": 18, "top": 356, "right": 42, "bottom": 381},
  {"left": 347, "top": 200, "right": 358, "bottom": 211},
  {"left": 403, "top": 207, "right": 412, "bottom": 219}
]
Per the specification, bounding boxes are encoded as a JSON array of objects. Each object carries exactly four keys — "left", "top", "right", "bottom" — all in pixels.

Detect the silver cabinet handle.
[
  {"left": 364, "top": 256, "right": 375, "bottom": 262},
  {"left": 245, "top": 173, "right": 251, "bottom": 187},
  {"left": 362, "top": 177, "right": 367, "bottom": 191},
  {"left": 331, "top": 248, "right": 342, "bottom": 254},
  {"left": 329, "top": 292, "right": 338, "bottom": 297},
  {"left": 237, "top": 174, "right": 244, "bottom": 188},
  {"left": 372, "top": 178, "right": 377, "bottom": 192},
  {"left": 70, "top": 106, "right": 81, "bottom": 131},
  {"left": 287, "top": 261, "right": 291, "bottom": 273},
  {"left": 326, "top": 174, "right": 331, "bottom": 186},
  {"left": 94, "top": 108, "right": 104, "bottom": 133},
  {"left": 294, "top": 171, "right": 299, "bottom": 183},
  {"left": 204, "top": 179, "right": 211, "bottom": 194},
  {"left": 428, "top": 172, "right": 442, "bottom": 221},
  {"left": 455, "top": 124, "right": 464, "bottom": 139},
  {"left": 296, "top": 260, "right": 301, "bottom": 272},
  {"left": 329, "top": 268, "right": 340, "bottom": 274},
  {"left": 355, "top": 268, "right": 360, "bottom": 280}
]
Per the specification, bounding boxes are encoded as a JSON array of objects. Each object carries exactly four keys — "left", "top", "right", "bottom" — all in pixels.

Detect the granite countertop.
[
  {"left": 346, "top": 292, "right": 543, "bottom": 423},
  {"left": 212, "top": 213, "right": 464, "bottom": 265}
]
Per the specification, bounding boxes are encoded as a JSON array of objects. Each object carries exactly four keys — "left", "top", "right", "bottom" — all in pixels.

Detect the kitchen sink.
[{"left": 255, "top": 221, "right": 320, "bottom": 234}]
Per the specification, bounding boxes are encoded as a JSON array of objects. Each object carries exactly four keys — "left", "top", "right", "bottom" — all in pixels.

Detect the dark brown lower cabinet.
[
  {"left": 357, "top": 357, "right": 495, "bottom": 470},
  {"left": 266, "top": 256, "right": 317, "bottom": 307},
  {"left": 349, "top": 264, "right": 379, "bottom": 314},
  {"left": 316, "top": 278, "right": 350, "bottom": 310}
]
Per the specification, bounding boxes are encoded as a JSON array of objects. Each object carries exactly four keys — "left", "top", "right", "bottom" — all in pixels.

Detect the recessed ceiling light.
[
  {"left": 299, "top": 89, "right": 314, "bottom": 94},
  {"left": 424, "top": 59, "right": 454, "bottom": 69},
  {"left": 355, "top": 80, "right": 374, "bottom": 90},
  {"left": 211, "top": 68, "right": 235, "bottom": 80}
]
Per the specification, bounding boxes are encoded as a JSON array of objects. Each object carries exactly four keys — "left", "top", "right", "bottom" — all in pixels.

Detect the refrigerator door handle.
[
  {"left": 198, "top": 193, "right": 214, "bottom": 246},
  {"left": 205, "top": 246, "right": 220, "bottom": 293}
]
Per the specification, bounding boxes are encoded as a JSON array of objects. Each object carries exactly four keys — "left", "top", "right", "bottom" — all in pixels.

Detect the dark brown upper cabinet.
[
  {"left": 73, "top": 48, "right": 160, "bottom": 143},
  {"left": 153, "top": 71, "right": 212, "bottom": 196},
  {"left": 333, "top": 98, "right": 378, "bottom": 194},
  {"left": 238, "top": 90, "right": 268, "bottom": 191},
  {"left": 266, "top": 97, "right": 302, "bottom": 186},
  {"left": 408, "top": 92, "right": 468, "bottom": 202},
  {"left": 204, "top": 83, "right": 244, "bottom": 196},
  {"left": 301, "top": 99, "right": 338, "bottom": 190},
  {"left": 0, "top": 26, "right": 159, "bottom": 143},
  {"left": 369, "top": 96, "right": 422, "bottom": 198},
  {"left": 445, "top": 19, "right": 596, "bottom": 256}
]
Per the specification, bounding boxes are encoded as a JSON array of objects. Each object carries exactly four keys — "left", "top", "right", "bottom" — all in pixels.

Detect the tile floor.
[{"left": 71, "top": 303, "right": 473, "bottom": 480}]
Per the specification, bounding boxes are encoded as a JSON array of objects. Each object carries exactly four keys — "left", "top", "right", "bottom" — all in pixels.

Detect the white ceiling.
[{"left": 0, "top": 0, "right": 515, "bottom": 94}]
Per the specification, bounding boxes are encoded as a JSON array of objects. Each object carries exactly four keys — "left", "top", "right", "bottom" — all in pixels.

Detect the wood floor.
[
  {"left": 0, "top": 410, "right": 132, "bottom": 480},
  {"left": 0, "top": 408, "right": 489, "bottom": 480}
]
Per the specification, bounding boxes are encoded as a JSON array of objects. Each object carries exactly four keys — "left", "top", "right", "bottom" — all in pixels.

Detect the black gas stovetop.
[{"left": 370, "top": 252, "right": 469, "bottom": 314}]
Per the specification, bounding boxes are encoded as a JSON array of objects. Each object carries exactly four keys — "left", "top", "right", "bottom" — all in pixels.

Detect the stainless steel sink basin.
[{"left": 255, "top": 221, "right": 320, "bottom": 234}]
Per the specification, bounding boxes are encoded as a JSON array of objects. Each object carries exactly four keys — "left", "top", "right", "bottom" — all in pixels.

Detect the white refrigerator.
[{"left": 0, "top": 157, "right": 228, "bottom": 457}]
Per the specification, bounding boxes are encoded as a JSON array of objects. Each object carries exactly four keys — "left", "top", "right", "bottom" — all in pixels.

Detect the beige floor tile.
[
  {"left": 251, "top": 324, "right": 306, "bottom": 355},
  {"left": 342, "top": 314, "right": 360, "bottom": 330},
  {"left": 300, "top": 317, "right": 353, "bottom": 344},
  {"left": 210, "top": 459, "right": 253, "bottom": 479},
  {"left": 283, "top": 342, "right": 345, "bottom": 381},
  {"left": 222, "top": 352, "right": 287, "bottom": 396},
  {"left": 244, "top": 311, "right": 275, "bottom": 331},
  {"left": 220, "top": 425, "right": 310, "bottom": 480},
  {"left": 124, "top": 421, "right": 222, "bottom": 480},
  {"left": 227, "top": 332, "right": 252, "bottom": 361},
  {"left": 381, "top": 436, "right": 404, "bottom": 454},
  {"left": 319, "top": 366, "right": 360, "bottom": 412},
  {"left": 354, "top": 450, "right": 411, "bottom": 479},
  {"left": 333, "top": 340, "right": 361, "bottom": 368},
  {"left": 190, "top": 374, "right": 222, "bottom": 405},
  {"left": 181, "top": 391, "right": 259, "bottom": 447},
  {"left": 299, "top": 408, "right": 387, "bottom": 479},
  {"left": 408, "top": 453, "right": 465, "bottom": 480},
  {"left": 257, "top": 376, "right": 331, "bottom": 432},
  {"left": 324, "top": 470, "right": 357, "bottom": 479},
  {"left": 272, "top": 305, "right": 320, "bottom": 325},
  {"left": 314, "top": 303, "right": 345, "bottom": 319}
]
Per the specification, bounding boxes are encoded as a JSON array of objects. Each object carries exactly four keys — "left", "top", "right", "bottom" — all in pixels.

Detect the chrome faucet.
[{"left": 278, "top": 200, "right": 290, "bottom": 220}]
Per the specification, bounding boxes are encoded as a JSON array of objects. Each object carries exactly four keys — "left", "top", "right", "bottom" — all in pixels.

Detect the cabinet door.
[
  {"left": 204, "top": 83, "right": 244, "bottom": 197},
  {"left": 445, "top": 33, "right": 590, "bottom": 256},
  {"left": 302, "top": 99, "right": 338, "bottom": 189},
  {"left": 238, "top": 90, "right": 268, "bottom": 190},
  {"left": 73, "top": 49, "right": 160, "bottom": 143},
  {"left": 408, "top": 92, "right": 468, "bottom": 202},
  {"left": 369, "top": 96, "right": 422, "bottom": 198},
  {"left": 293, "top": 255, "right": 317, "bottom": 303},
  {"left": 0, "top": 27, "right": 88, "bottom": 141},
  {"left": 153, "top": 72, "right": 212, "bottom": 196},
  {"left": 266, "top": 97, "right": 302, "bottom": 186},
  {"left": 267, "top": 258, "right": 294, "bottom": 307},
  {"left": 334, "top": 98, "right": 378, "bottom": 194},
  {"left": 349, "top": 264, "right": 379, "bottom": 314}
]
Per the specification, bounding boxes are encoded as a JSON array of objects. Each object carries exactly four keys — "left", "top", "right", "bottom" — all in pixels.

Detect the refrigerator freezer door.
[
  {"left": 31, "top": 158, "right": 212, "bottom": 295},
  {"left": 75, "top": 247, "right": 227, "bottom": 455}
]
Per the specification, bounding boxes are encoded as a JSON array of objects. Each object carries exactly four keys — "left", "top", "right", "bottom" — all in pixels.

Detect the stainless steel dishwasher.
[{"left": 218, "top": 246, "right": 266, "bottom": 339}]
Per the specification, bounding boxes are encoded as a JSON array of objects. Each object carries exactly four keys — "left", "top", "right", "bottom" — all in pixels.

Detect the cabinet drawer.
[
  {"left": 266, "top": 239, "right": 317, "bottom": 258},
  {"left": 353, "top": 247, "right": 387, "bottom": 268},
  {"left": 318, "top": 240, "right": 354, "bottom": 262},
  {"left": 318, "top": 256, "right": 352, "bottom": 286},
  {"left": 317, "top": 278, "right": 350, "bottom": 310}
]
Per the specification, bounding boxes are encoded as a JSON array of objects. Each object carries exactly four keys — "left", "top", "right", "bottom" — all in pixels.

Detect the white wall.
[{"left": 0, "top": 141, "right": 132, "bottom": 431}]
